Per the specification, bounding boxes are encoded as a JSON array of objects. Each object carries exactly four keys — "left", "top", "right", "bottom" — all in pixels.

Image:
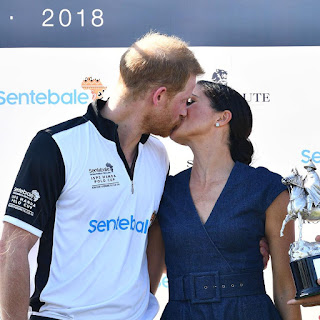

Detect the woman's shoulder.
[
  {"left": 164, "top": 168, "right": 191, "bottom": 192},
  {"left": 167, "top": 167, "right": 191, "bottom": 182},
  {"left": 236, "top": 162, "right": 287, "bottom": 210},
  {"left": 237, "top": 161, "right": 283, "bottom": 181}
]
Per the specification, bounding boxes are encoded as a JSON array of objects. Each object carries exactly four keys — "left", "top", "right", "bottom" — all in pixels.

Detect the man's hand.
[
  {"left": 259, "top": 237, "right": 270, "bottom": 269},
  {"left": 287, "top": 291, "right": 320, "bottom": 307}
]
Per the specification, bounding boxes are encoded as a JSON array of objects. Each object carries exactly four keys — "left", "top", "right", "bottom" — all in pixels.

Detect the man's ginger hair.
[{"left": 119, "top": 32, "right": 204, "bottom": 100}]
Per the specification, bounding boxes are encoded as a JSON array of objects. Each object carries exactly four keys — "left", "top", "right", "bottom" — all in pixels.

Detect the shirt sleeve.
[{"left": 3, "top": 130, "right": 65, "bottom": 237}]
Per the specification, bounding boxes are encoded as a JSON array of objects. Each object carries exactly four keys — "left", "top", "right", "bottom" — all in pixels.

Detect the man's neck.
[{"left": 100, "top": 96, "right": 147, "bottom": 168}]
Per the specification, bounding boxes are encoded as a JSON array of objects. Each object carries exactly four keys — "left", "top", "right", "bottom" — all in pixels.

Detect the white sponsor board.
[{"left": 1, "top": 46, "right": 320, "bottom": 319}]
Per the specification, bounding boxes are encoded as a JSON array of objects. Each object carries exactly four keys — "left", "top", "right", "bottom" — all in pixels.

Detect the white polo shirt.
[{"left": 4, "top": 100, "right": 169, "bottom": 320}]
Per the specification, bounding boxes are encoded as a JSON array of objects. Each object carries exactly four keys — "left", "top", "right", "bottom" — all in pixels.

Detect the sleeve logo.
[{"left": 7, "top": 188, "right": 41, "bottom": 216}]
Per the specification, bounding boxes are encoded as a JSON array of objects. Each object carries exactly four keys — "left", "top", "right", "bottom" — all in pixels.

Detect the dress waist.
[{"left": 168, "top": 270, "right": 265, "bottom": 304}]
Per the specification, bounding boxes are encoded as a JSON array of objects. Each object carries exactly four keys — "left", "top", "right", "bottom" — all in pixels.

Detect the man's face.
[{"left": 147, "top": 75, "right": 197, "bottom": 137}]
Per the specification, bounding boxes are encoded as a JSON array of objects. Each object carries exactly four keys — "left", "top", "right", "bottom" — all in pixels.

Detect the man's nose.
[{"left": 180, "top": 106, "right": 187, "bottom": 117}]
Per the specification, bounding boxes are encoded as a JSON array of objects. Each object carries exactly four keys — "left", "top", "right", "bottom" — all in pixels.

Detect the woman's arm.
[
  {"left": 265, "top": 190, "right": 302, "bottom": 320},
  {"left": 147, "top": 218, "right": 166, "bottom": 295}
]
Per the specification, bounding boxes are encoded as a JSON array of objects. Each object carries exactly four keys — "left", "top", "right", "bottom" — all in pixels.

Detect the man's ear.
[{"left": 152, "top": 87, "right": 167, "bottom": 106}]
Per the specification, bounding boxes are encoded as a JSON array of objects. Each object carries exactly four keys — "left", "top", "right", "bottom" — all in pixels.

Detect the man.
[{"left": 0, "top": 32, "right": 204, "bottom": 320}]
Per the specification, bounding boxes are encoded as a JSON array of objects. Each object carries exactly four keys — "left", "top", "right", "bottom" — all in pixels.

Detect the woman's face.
[{"left": 170, "top": 84, "right": 220, "bottom": 144}]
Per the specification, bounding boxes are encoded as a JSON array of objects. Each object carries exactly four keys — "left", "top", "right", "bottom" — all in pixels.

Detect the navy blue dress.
[{"left": 157, "top": 161, "right": 287, "bottom": 320}]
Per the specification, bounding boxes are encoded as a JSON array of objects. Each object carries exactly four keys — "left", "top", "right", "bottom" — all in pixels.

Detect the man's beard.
[{"left": 142, "top": 113, "right": 174, "bottom": 137}]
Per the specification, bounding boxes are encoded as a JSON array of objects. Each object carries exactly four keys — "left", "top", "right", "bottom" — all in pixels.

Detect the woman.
[{"left": 148, "top": 81, "right": 301, "bottom": 319}]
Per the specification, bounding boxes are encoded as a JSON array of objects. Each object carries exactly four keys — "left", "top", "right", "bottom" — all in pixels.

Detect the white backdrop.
[{"left": 1, "top": 46, "right": 320, "bottom": 319}]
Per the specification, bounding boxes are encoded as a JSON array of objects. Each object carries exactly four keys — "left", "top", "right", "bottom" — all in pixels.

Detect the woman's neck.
[{"left": 190, "top": 142, "right": 235, "bottom": 185}]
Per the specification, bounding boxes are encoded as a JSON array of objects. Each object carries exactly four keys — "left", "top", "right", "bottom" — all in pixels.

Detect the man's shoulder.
[{"left": 44, "top": 115, "right": 88, "bottom": 137}]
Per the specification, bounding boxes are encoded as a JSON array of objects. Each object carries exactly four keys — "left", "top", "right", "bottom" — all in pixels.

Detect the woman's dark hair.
[{"left": 197, "top": 80, "right": 254, "bottom": 165}]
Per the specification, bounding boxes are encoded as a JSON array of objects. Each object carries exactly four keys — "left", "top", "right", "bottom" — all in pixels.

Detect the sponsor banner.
[
  {"left": 1, "top": 0, "right": 320, "bottom": 47},
  {"left": 1, "top": 46, "right": 320, "bottom": 319}
]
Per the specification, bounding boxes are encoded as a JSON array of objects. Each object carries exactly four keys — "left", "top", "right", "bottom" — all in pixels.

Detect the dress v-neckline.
[{"left": 185, "top": 162, "right": 239, "bottom": 227}]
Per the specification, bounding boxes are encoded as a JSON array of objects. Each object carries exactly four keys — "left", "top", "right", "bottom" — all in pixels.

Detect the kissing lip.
[
  {"left": 171, "top": 118, "right": 185, "bottom": 134},
  {"left": 171, "top": 121, "right": 181, "bottom": 133}
]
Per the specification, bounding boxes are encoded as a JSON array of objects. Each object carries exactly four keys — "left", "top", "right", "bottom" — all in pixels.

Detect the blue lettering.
[
  {"left": 301, "top": 150, "right": 320, "bottom": 164},
  {"left": 162, "top": 275, "right": 168, "bottom": 288},
  {"left": 136, "top": 221, "right": 144, "bottom": 233},
  {"left": 106, "top": 219, "right": 117, "bottom": 230},
  {"left": 301, "top": 150, "right": 311, "bottom": 163},
  {"left": 144, "top": 219, "right": 149, "bottom": 234},
  {"left": 7, "top": 93, "right": 18, "bottom": 105},
  {"left": 130, "top": 215, "right": 136, "bottom": 230},
  {"left": 88, "top": 216, "right": 151, "bottom": 234},
  {"left": 312, "top": 151, "right": 320, "bottom": 163},
  {"left": 48, "top": 90, "right": 60, "bottom": 104},
  {"left": 0, "top": 90, "right": 89, "bottom": 106},
  {"left": 158, "top": 275, "right": 168, "bottom": 288},
  {"left": 61, "top": 92, "right": 72, "bottom": 104},
  {"left": 35, "top": 93, "right": 46, "bottom": 105},
  {"left": 78, "top": 92, "right": 89, "bottom": 104},
  {"left": 116, "top": 217, "right": 120, "bottom": 230},
  {"left": 19, "top": 93, "right": 29, "bottom": 104},
  {"left": 97, "top": 220, "right": 106, "bottom": 232},
  {"left": 88, "top": 220, "right": 98, "bottom": 233},
  {"left": 30, "top": 90, "right": 35, "bottom": 104},
  {"left": 119, "top": 218, "right": 129, "bottom": 230},
  {"left": 0, "top": 91, "right": 5, "bottom": 105}
]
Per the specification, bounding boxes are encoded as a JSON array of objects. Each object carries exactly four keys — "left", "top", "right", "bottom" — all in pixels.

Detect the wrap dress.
[{"left": 158, "top": 161, "right": 287, "bottom": 319}]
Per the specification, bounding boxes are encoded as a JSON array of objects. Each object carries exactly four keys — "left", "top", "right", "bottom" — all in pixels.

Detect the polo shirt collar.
[{"left": 84, "top": 99, "right": 150, "bottom": 144}]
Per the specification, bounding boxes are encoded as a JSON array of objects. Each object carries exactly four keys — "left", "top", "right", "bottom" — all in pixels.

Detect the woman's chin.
[{"left": 169, "top": 129, "right": 186, "bottom": 145}]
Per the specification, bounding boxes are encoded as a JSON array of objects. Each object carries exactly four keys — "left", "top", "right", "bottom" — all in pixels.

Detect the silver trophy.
[{"left": 281, "top": 158, "right": 320, "bottom": 299}]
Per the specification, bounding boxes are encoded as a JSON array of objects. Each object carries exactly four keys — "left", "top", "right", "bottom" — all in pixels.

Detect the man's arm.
[
  {"left": 0, "top": 222, "right": 38, "bottom": 320},
  {"left": 147, "top": 219, "right": 166, "bottom": 295}
]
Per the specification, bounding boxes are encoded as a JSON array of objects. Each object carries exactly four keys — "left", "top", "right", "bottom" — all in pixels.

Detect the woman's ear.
[
  {"left": 152, "top": 87, "right": 167, "bottom": 106},
  {"left": 218, "top": 110, "right": 232, "bottom": 126}
]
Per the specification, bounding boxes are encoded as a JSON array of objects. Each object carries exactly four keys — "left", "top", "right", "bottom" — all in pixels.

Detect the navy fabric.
[
  {"left": 30, "top": 316, "right": 58, "bottom": 320},
  {"left": 158, "top": 161, "right": 287, "bottom": 320}
]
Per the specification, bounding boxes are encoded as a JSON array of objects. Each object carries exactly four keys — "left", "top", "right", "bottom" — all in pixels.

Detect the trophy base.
[{"left": 290, "top": 254, "right": 320, "bottom": 299}]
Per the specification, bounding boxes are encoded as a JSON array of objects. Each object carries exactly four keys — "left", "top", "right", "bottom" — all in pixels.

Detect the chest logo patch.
[{"left": 89, "top": 162, "right": 120, "bottom": 189}]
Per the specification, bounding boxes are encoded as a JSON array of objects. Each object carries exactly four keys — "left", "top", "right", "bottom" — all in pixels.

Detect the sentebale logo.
[
  {"left": 88, "top": 215, "right": 149, "bottom": 234},
  {"left": 0, "top": 76, "right": 107, "bottom": 106},
  {"left": 0, "top": 90, "right": 89, "bottom": 105}
]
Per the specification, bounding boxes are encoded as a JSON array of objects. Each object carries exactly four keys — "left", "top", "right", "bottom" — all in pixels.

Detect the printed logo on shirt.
[
  {"left": 89, "top": 162, "right": 120, "bottom": 189},
  {"left": 88, "top": 215, "right": 150, "bottom": 234},
  {"left": 7, "top": 188, "right": 40, "bottom": 216}
]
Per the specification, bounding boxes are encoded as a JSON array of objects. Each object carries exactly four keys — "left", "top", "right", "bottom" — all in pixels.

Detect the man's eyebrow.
[{"left": 191, "top": 94, "right": 199, "bottom": 97}]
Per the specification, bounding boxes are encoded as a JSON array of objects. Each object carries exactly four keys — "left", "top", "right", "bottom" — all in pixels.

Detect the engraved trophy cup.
[{"left": 281, "top": 158, "right": 320, "bottom": 299}]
